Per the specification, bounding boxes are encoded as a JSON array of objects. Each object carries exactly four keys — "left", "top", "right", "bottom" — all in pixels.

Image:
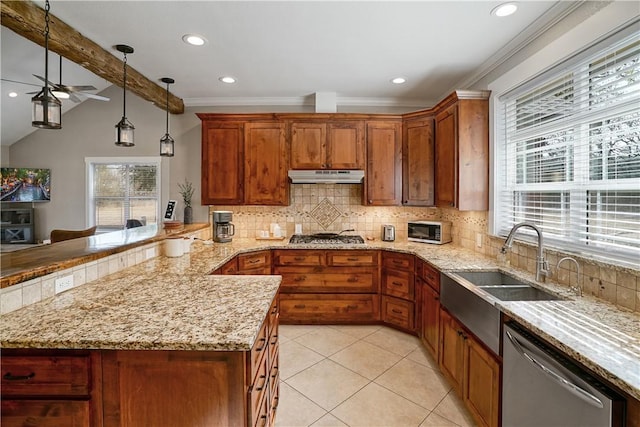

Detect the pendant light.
[
  {"left": 115, "top": 44, "right": 135, "bottom": 147},
  {"left": 159, "top": 77, "right": 175, "bottom": 157},
  {"left": 31, "top": 0, "right": 61, "bottom": 129}
]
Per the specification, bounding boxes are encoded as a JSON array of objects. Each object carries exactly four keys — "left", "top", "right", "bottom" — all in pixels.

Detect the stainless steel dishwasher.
[{"left": 503, "top": 322, "right": 625, "bottom": 427}]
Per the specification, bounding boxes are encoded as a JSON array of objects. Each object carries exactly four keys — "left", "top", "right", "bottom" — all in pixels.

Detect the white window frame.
[
  {"left": 489, "top": 14, "right": 640, "bottom": 267},
  {"left": 85, "top": 157, "right": 163, "bottom": 232}
]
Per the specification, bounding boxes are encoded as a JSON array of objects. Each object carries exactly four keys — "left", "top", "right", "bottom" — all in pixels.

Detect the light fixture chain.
[
  {"left": 166, "top": 82, "right": 170, "bottom": 133},
  {"left": 122, "top": 52, "right": 127, "bottom": 117},
  {"left": 44, "top": 0, "right": 51, "bottom": 90}
]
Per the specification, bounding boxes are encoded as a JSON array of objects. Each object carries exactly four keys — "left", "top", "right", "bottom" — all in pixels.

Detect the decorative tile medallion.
[{"left": 310, "top": 198, "right": 341, "bottom": 229}]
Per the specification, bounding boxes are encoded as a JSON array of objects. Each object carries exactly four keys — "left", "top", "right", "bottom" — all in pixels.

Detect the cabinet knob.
[{"left": 368, "top": 200, "right": 373, "bottom": 204}]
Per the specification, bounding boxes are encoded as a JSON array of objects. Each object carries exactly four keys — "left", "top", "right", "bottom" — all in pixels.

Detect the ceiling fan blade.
[
  {"left": 78, "top": 92, "right": 110, "bottom": 101},
  {"left": 1, "top": 78, "right": 41, "bottom": 88},
  {"left": 26, "top": 91, "right": 39, "bottom": 94},
  {"left": 69, "top": 92, "right": 83, "bottom": 103},
  {"left": 65, "top": 85, "right": 98, "bottom": 92},
  {"left": 33, "top": 74, "right": 57, "bottom": 87}
]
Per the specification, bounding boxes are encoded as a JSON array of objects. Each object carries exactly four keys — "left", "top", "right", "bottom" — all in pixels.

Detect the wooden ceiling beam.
[{"left": 1, "top": 0, "right": 184, "bottom": 114}]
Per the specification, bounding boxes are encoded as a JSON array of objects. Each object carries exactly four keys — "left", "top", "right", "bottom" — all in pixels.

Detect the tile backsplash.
[{"left": 211, "top": 184, "right": 639, "bottom": 312}]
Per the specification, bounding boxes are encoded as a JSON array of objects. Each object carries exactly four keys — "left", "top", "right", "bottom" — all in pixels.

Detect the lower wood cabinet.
[
  {"left": 419, "top": 277, "right": 440, "bottom": 360},
  {"left": 381, "top": 295, "right": 414, "bottom": 330},
  {"left": 1, "top": 399, "right": 91, "bottom": 427},
  {"left": 381, "top": 252, "right": 415, "bottom": 332},
  {"left": 439, "top": 308, "right": 499, "bottom": 427},
  {"left": 279, "top": 293, "right": 380, "bottom": 323}
]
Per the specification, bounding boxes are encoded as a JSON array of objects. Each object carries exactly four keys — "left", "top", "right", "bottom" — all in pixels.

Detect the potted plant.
[{"left": 178, "top": 178, "right": 194, "bottom": 224}]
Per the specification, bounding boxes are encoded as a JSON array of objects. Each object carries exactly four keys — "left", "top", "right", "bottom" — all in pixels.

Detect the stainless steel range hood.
[{"left": 288, "top": 170, "right": 364, "bottom": 184}]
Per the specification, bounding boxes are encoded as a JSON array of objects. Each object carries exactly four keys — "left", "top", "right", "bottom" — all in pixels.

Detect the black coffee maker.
[{"left": 212, "top": 211, "right": 235, "bottom": 243}]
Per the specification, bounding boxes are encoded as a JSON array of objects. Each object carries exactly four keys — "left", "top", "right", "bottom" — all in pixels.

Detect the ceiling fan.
[{"left": 2, "top": 56, "right": 110, "bottom": 103}]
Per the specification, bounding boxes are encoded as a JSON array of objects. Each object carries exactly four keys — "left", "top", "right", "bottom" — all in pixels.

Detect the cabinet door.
[
  {"left": 465, "top": 338, "right": 500, "bottom": 427},
  {"left": 365, "top": 121, "right": 402, "bottom": 205},
  {"left": 435, "top": 106, "right": 457, "bottom": 208},
  {"left": 1, "top": 400, "right": 91, "bottom": 427},
  {"left": 326, "top": 121, "right": 364, "bottom": 169},
  {"left": 439, "top": 308, "right": 464, "bottom": 392},
  {"left": 403, "top": 118, "right": 434, "bottom": 206},
  {"left": 290, "top": 122, "right": 326, "bottom": 169},
  {"left": 201, "top": 121, "right": 244, "bottom": 205},
  {"left": 245, "top": 122, "right": 289, "bottom": 205},
  {"left": 421, "top": 282, "right": 440, "bottom": 360}
]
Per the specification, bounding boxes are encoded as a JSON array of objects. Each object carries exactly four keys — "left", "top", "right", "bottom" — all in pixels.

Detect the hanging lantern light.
[
  {"left": 32, "top": 0, "right": 61, "bottom": 129},
  {"left": 159, "top": 77, "right": 175, "bottom": 157},
  {"left": 115, "top": 44, "right": 135, "bottom": 146}
]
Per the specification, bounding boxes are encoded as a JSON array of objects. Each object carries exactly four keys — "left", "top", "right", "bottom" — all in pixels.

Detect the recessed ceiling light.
[
  {"left": 219, "top": 76, "right": 236, "bottom": 84},
  {"left": 8, "top": 92, "right": 18, "bottom": 98},
  {"left": 492, "top": 3, "right": 518, "bottom": 17},
  {"left": 391, "top": 77, "right": 407, "bottom": 84},
  {"left": 182, "top": 34, "right": 207, "bottom": 46}
]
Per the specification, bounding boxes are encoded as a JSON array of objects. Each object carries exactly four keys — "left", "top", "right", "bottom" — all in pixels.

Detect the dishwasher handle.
[{"left": 505, "top": 330, "right": 604, "bottom": 409}]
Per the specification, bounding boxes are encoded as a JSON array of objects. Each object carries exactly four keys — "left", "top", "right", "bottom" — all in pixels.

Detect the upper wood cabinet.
[
  {"left": 402, "top": 116, "right": 435, "bottom": 206},
  {"left": 290, "top": 121, "right": 364, "bottom": 170},
  {"left": 201, "top": 121, "right": 244, "bottom": 205},
  {"left": 434, "top": 93, "right": 489, "bottom": 210},
  {"left": 245, "top": 122, "right": 289, "bottom": 205},
  {"left": 364, "top": 120, "right": 402, "bottom": 206}
]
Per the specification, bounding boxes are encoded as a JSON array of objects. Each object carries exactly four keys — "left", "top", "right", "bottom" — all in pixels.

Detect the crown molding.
[{"left": 184, "top": 96, "right": 432, "bottom": 109}]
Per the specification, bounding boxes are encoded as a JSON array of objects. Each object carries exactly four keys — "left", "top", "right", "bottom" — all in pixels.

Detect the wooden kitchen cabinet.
[
  {"left": 237, "top": 250, "right": 272, "bottom": 274},
  {"left": 1, "top": 350, "right": 100, "bottom": 427},
  {"left": 439, "top": 308, "right": 499, "bottom": 427},
  {"left": 381, "top": 252, "right": 415, "bottom": 332},
  {"left": 434, "top": 92, "right": 489, "bottom": 210},
  {"left": 419, "top": 267, "right": 440, "bottom": 360},
  {"left": 364, "top": 120, "right": 402, "bottom": 205},
  {"left": 290, "top": 121, "right": 364, "bottom": 170},
  {"left": 245, "top": 122, "right": 289, "bottom": 205},
  {"left": 200, "top": 121, "right": 245, "bottom": 205},
  {"left": 402, "top": 116, "right": 435, "bottom": 206},
  {"left": 275, "top": 249, "right": 381, "bottom": 324}
]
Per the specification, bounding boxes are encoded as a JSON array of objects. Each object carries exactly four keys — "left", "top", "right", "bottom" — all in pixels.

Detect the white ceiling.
[{"left": 1, "top": 0, "right": 562, "bottom": 146}]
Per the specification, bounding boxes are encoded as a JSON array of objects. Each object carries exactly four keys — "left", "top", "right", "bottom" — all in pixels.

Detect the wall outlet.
[
  {"left": 55, "top": 274, "right": 74, "bottom": 294},
  {"left": 145, "top": 248, "right": 155, "bottom": 260},
  {"left": 476, "top": 233, "right": 483, "bottom": 248}
]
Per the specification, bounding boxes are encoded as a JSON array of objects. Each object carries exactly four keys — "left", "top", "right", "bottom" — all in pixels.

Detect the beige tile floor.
[{"left": 274, "top": 324, "right": 478, "bottom": 427}]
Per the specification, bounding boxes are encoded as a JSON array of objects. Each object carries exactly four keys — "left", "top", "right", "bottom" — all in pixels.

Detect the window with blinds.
[
  {"left": 495, "top": 34, "right": 640, "bottom": 264},
  {"left": 89, "top": 160, "right": 160, "bottom": 231}
]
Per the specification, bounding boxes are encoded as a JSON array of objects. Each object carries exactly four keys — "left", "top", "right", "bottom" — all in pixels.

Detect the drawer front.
[
  {"left": 249, "top": 349, "right": 269, "bottom": 425},
  {"left": 327, "top": 251, "right": 379, "bottom": 266},
  {"left": 1, "top": 356, "right": 90, "bottom": 397},
  {"left": 382, "top": 252, "right": 414, "bottom": 270},
  {"left": 382, "top": 269, "right": 414, "bottom": 300},
  {"left": 382, "top": 295, "right": 415, "bottom": 330},
  {"left": 279, "top": 294, "right": 380, "bottom": 323},
  {"left": 238, "top": 251, "right": 271, "bottom": 271},
  {"left": 273, "top": 250, "right": 324, "bottom": 266},
  {"left": 275, "top": 266, "right": 378, "bottom": 293},
  {"left": 268, "top": 297, "right": 279, "bottom": 338},
  {"left": 239, "top": 266, "right": 272, "bottom": 275},
  {"left": 421, "top": 263, "right": 440, "bottom": 293},
  {"left": 269, "top": 348, "right": 279, "bottom": 403},
  {"left": 250, "top": 320, "right": 269, "bottom": 383},
  {"left": 220, "top": 259, "right": 238, "bottom": 275},
  {"left": 1, "top": 400, "right": 91, "bottom": 426},
  {"left": 251, "top": 384, "right": 270, "bottom": 427}
]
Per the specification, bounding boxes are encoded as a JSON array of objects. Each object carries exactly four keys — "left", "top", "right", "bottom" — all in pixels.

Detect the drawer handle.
[
  {"left": 346, "top": 257, "right": 360, "bottom": 261},
  {"left": 347, "top": 276, "right": 359, "bottom": 283},
  {"left": 3, "top": 372, "right": 35, "bottom": 381},
  {"left": 391, "top": 281, "right": 403, "bottom": 286},
  {"left": 248, "top": 259, "right": 261, "bottom": 264},
  {"left": 270, "top": 336, "right": 278, "bottom": 345},
  {"left": 391, "top": 309, "right": 403, "bottom": 314},
  {"left": 271, "top": 306, "right": 278, "bottom": 314},
  {"left": 256, "top": 374, "right": 267, "bottom": 391},
  {"left": 255, "top": 337, "right": 266, "bottom": 352},
  {"left": 293, "top": 256, "right": 305, "bottom": 261},
  {"left": 272, "top": 395, "right": 279, "bottom": 410},
  {"left": 260, "top": 415, "right": 268, "bottom": 427},
  {"left": 294, "top": 304, "right": 306, "bottom": 309},
  {"left": 271, "top": 366, "right": 279, "bottom": 379},
  {"left": 392, "top": 260, "right": 404, "bottom": 265},
  {"left": 293, "top": 275, "right": 307, "bottom": 282}
]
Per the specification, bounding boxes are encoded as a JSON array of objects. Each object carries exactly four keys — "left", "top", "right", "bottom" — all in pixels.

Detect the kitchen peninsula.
[{"left": 1, "top": 238, "right": 639, "bottom": 426}]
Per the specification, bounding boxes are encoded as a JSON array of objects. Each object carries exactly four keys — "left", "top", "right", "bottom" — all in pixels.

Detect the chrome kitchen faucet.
[{"left": 501, "top": 222, "right": 549, "bottom": 282}]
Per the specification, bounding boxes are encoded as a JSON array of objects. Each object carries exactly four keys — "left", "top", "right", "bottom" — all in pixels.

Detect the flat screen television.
[{"left": 0, "top": 168, "right": 51, "bottom": 202}]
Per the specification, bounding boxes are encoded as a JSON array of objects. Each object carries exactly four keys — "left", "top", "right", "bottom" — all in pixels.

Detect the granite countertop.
[{"left": 1, "top": 237, "right": 638, "bottom": 400}]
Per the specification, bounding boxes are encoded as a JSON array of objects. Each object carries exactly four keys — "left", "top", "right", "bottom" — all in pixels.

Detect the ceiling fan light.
[
  {"left": 31, "top": 87, "right": 61, "bottom": 129},
  {"left": 52, "top": 90, "right": 70, "bottom": 99},
  {"left": 115, "top": 116, "right": 135, "bottom": 147}
]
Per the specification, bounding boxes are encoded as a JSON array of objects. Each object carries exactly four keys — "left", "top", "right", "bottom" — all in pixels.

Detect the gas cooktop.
[{"left": 289, "top": 234, "right": 365, "bottom": 245}]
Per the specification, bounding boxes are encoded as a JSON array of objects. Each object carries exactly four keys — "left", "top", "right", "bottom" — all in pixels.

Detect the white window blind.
[
  {"left": 495, "top": 33, "right": 640, "bottom": 264},
  {"left": 87, "top": 159, "right": 160, "bottom": 231}
]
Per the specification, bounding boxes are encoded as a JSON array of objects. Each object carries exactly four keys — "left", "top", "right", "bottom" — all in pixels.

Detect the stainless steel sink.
[{"left": 452, "top": 270, "right": 562, "bottom": 301}]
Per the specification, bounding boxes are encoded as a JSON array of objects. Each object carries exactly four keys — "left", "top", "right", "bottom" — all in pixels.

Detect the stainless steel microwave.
[{"left": 408, "top": 221, "right": 452, "bottom": 244}]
